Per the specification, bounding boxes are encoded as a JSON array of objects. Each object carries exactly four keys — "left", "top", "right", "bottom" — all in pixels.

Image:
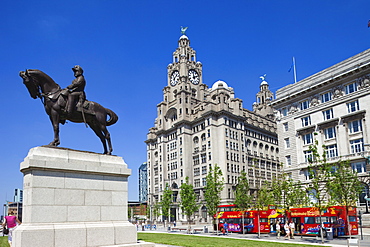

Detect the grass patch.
[
  {"left": 138, "top": 233, "right": 327, "bottom": 247},
  {"left": 0, "top": 236, "right": 10, "bottom": 247}
]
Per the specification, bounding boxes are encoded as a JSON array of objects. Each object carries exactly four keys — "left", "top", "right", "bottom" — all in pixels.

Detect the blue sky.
[{"left": 1, "top": 1, "right": 369, "bottom": 203}]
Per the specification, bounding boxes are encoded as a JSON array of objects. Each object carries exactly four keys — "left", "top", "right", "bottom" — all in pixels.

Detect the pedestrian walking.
[
  {"left": 223, "top": 221, "right": 228, "bottom": 235},
  {"left": 276, "top": 220, "right": 281, "bottom": 239},
  {"left": 289, "top": 220, "right": 295, "bottom": 239},
  {"left": 284, "top": 222, "right": 290, "bottom": 240}
]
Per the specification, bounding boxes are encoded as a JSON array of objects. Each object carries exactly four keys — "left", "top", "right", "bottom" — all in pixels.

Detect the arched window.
[
  {"left": 201, "top": 206, "right": 207, "bottom": 222},
  {"left": 201, "top": 133, "right": 206, "bottom": 142}
]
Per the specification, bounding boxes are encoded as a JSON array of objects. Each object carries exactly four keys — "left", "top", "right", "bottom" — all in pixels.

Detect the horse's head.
[{"left": 20, "top": 70, "right": 40, "bottom": 99}]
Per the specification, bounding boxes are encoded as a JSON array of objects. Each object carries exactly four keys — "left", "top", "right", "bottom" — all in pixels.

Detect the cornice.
[
  {"left": 341, "top": 110, "right": 366, "bottom": 123},
  {"left": 317, "top": 118, "right": 339, "bottom": 130}
]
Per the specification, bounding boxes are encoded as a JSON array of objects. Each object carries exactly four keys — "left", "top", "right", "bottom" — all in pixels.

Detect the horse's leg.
[
  {"left": 88, "top": 122, "right": 108, "bottom": 154},
  {"left": 48, "top": 110, "right": 60, "bottom": 146},
  {"left": 101, "top": 125, "right": 113, "bottom": 155}
]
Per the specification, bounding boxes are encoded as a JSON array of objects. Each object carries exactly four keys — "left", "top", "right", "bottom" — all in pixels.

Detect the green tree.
[
  {"left": 161, "top": 183, "right": 172, "bottom": 228},
  {"left": 204, "top": 164, "right": 224, "bottom": 233},
  {"left": 307, "top": 138, "right": 332, "bottom": 243},
  {"left": 180, "top": 177, "right": 199, "bottom": 227},
  {"left": 152, "top": 200, "right": 160, "bottom": 224},
  {"left": 271, "top": 174, "right": 309, "bottom": 219},
  {"left": 234, "top": 170, "right": 252, "bottom": 234},
  {"left": 254, "top": 182, "right": 274, "bottom": 238},
  {"left": 327, "top": 160, "right": 362, "bottom": 238}
]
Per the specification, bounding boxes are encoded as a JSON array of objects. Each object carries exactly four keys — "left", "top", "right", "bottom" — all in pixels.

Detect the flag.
[{"left": 368, "top": 20, "right": 370, "bottom": 28}]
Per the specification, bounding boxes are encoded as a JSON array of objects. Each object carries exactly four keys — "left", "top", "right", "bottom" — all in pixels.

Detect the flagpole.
[{"left": 293, "top": 57, "right": 297, "bottom": 84}]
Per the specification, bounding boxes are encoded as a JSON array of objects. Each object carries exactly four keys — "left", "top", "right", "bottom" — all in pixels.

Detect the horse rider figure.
[{"left": 64, "top": 65, "right": 86, "bottom": 116}]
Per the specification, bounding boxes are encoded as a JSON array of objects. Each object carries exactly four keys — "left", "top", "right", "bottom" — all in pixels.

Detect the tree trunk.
[
  {"left": 242, "top": 212, "right": 245, "bottom": 235},
  {"left": 319, "top": 210, "right": 324, "bottom": 244},
  {"left": 346, "top": 206, "right": 352, "bottom": 239}
]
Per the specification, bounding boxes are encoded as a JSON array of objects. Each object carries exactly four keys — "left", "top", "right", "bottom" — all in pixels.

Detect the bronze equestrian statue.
[{"left": 20, "top": 67, "right": 118, "bottom": 155}]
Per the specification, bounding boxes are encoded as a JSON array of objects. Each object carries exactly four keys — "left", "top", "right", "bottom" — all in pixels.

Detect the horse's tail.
[{"left": 105, "top": 108, "right": 118, "bottom": 126}]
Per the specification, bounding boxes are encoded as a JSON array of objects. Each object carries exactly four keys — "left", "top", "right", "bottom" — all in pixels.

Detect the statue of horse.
[{"left": 20, "top": 69, "right": 118, "bottom": 155}]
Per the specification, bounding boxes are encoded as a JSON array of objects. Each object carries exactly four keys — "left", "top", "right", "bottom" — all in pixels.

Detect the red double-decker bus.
[
  {"left": 287, "top": 206, "right": 358, "bottom": 237},
  {"left": 215, "top": 205, "right": 358, "bottom": 237},
  {"left": 215, "top": 205, "right": 284, "bottom": 234}
]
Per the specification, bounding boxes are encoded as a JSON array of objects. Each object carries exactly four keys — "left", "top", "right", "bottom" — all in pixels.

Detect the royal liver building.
[{"left": 145, "top": 34, "right": 279, "bottom": 223}]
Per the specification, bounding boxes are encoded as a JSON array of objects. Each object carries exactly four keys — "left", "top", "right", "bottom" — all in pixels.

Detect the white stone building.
[
  {"left": 271, "top": 48, "right": 370, "bottom": 210},
  {"left": 145, "top": 34, "right": 280, "bottom": 223}
]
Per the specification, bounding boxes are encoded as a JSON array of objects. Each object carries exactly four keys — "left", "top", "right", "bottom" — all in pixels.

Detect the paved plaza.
[{"left": 138, "top": 224, "right": 370, "bottom": 247}]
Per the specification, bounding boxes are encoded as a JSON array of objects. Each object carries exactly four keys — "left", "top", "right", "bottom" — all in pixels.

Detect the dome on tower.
[
  {"left": 179, "top": 35, "right": 189, "bottom": 40},
  {"left": 211, "top": 80, "right": 229, "bottom": 90},
  {"left": 261, "top": 80, "right": 268, "bottom": 86}
]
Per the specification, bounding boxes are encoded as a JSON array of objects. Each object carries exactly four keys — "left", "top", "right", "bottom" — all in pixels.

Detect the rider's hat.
[{"left": 72, "top": 65, "right": 83, "bottom": 74}]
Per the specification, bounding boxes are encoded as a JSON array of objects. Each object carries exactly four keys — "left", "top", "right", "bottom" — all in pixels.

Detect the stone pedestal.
[{"left": 13, "top": 146, "right": 139, "bottom": 247}]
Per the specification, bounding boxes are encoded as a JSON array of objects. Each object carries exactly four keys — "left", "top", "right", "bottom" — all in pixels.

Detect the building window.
[
  {"left": 284, "top": 138, "right": 290, "bottom": 148},
  {"left": 194, "top": 167, "right": 200, "bottom": 176},
  {"left": 283, "top": 122, "right": 288, "bottom": 131},
  {"left": 300, "top": 100, "right": 310, "bottom": 110},
  {"left": 226, "top": 140, "right": 229, "bottom": 148},
  {"left": 324, "top": 127, "right": 336, "bottom": 139},
  {"left": 345, "top": 82, "right": 357, "bottom": 94},
  {"left": 304, "top": 150, "right": 313, "bottom": 162},
  {"left": 193, "top": 156, "right": 200, "bottom": 165},
  {"left": 285, "top": 155, "right": 291, "bottom": 166},
  {"left": 194, "top": 179, "right": 200, "bottom": 187},
  {"left": 202, "top": 178, "right": 207, "bottom": 186},
  {"left": 301, "top": 116, "right": 311, "bottom": 127},
  {"left": 321, "top": 92, "right": 332, "bottom": 103},
  {"left": 201, "top": 153, "right": 207, "bottom": 163},
  {"left": 347, "top": 100, "right": 359, "bottom": 113},
  {"left": 352, "top": 161, "right": 366, "bottom": 173},
  {"left": 326, "top": 144, "right": 338, "bottom": 158},
  {"left": 202, "top": 166, "right": 207, "bottom": 175},
  {"left": 348, "top": 120, "right": 362, "bottom": 134},
  {"left": 350, "top": 138, "right": 364, "bottom": 153},
  {"left": 303, "top": 133, "right": 313, "bottom": 145},
  {"left": 322, "top": 109, "right": 333, "bottom": 120}
]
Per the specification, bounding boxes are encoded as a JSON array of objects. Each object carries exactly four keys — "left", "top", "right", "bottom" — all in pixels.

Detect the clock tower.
[{"left": 167, "top": 34, "right": 204, "bottom": 96}]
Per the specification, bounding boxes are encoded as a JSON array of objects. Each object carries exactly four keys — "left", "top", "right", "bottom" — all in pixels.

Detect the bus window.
[
  {"left": 315, "top": 217, "right": 330, "bottom": 224},
  {"left": 244, "top": 218, "right": 253, "bottom": 224},
  {"left": 330, "top": 216, "right": 337, "bottom": 223},
  {"left": 260, "top": 218, "right": 268, "bottom": 223},
  {"left": 304, "top": 217, "right": 315, "bottom": 224},
  {"left": 349, "top": 216, "right": 357, "bottom": 222}
]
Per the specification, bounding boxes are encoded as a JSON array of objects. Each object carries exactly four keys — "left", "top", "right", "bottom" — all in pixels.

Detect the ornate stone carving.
[
  {"left": 332, "top": 85, "right": 343, "bottom": 99},
  {"left": 289, "top": 103, "right": 298, "bottom": 114},
  {"left": 310, "top": 94, "right": 320, "bottom": 107},
  {"left": 358, "top": 75, "right": 370, "bottom": 89}
]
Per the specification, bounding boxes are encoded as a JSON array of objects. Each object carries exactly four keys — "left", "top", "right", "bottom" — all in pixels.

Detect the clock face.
[
  {"left": 170, "top": 70, "right": 179, "bottom": 86},
  {"left": 188, "top": 69, "right": 200, "bottom": 85}
]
